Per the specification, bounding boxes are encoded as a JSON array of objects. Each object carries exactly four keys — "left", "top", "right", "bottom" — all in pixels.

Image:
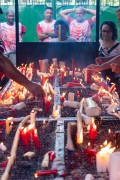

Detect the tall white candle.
[
  {"left": 110, "top": 152, "right": 120, "bottom": 180},
  {"left": 96, "top": 152, "right": 110, "bottom": 172},
  {"left": 96, "top": 142, "right": 115, "bottom": 173}
]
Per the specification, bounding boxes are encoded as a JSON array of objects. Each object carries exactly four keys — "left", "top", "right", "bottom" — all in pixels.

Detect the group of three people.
[{"left": 36, "top": 6, "right": 96, "bottom": 42}]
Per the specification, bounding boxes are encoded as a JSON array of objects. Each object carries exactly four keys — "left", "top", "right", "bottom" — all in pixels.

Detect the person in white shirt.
[
  {"left": 0, "top": 8, "right": 26, "bottom": 65},
  {"left": 36, "top": 7, "right": 56, "bottom": 42}
]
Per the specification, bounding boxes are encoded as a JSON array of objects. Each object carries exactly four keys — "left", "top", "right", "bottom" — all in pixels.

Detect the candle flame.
[
  {"left": 108, "top": 129, "right": 111, "bottom": 133},
  {"left": 28, "top": 124, "right": 35, "bottom": 130},
  {"left": 34, "top": 129, "right": 38, "bottom": 135},
  {"left": 88, "top": 142, "right": 90, "bottom": 146},
  {"left": 34, "top": 173, "right": 38, "bottom": 178},
  {"left": 99, "top": 141, "right": 115, "bottom": 155},
  {"left": 87, "top": 125, "right": 90, "bottom": 131},
  {"left": 23, "top": 127, "right": 27, "bottom": 133}
]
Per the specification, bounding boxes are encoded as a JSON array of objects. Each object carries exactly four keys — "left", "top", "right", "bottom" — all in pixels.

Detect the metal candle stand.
[{"left": 0, "top": 72, "right": 120, "bottom": 179}]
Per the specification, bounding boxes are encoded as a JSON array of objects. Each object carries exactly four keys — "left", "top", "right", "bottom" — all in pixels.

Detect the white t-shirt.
[
  {"left": 36, "top": 20, "right": 56, "bottom": 42},
  {"left": 0, "top": 22, "right": 23, "bottom": 53}
]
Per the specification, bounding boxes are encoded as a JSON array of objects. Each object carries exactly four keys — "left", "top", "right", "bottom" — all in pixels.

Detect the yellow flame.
[{"left": 99, "top": 141, "right": 115, "bottom": 155}]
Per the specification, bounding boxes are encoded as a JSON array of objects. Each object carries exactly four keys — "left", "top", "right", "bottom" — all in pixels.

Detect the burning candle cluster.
[{"left": 0, "top": 58, "right": 120, "bottom": 180}]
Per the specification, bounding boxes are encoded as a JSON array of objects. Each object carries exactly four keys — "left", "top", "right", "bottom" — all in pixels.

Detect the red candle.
[
  {"left": 61, "top": 92, "right": 66, "bottom": 103},
  {"left": 61, "top": 69, "right": 64, "bottom": 84},
  {"left": 49, "top": 74, "right": 53, "bottom": 83},
  {"left": 85, "top": 68, "right": 92, "bottom": 84},
  {"left": 65, "top": 82, "right": 81, "bottom": 87},
  {"left": 20, "top": 127, "right": 29, "bottom": 146},
  {"left": 73, "top": 77, "right": 79, "bottom": 83},
  {"left": 109, "top": 84, "right": 116, "bottom": 93},
  {"left": 0, "top": 161, "right": 8, "bottom": 168},
  {"left": 45, "top": 96, "right": 51, "bottom": 114},
  {"left": 32, "top": 129, "right": 40, "bottom": 149},
  {"left": 48, "top": 151, "right": 56, "bottom": 162},
  {"left": 34, "top": 169, "right": 57, "bottom": 178},
  {"left": 41, "top": 76, "right": 48, "bottom": 86},
  {"left": 72, "top": 59, "right": 75, "bottom": 78},
  {"left": 89, "top": 124, "right": 97, "bottom": 140}
]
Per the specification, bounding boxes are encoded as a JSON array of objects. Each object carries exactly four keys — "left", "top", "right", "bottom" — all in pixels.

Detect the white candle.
[
  {"left": 6, "top": 118, "right": 13, "bottom": 134},
  {"left": 68, "top": 92, "right": 74, "bottom": 101},
  {"left": 63, "top": 100, "right": 80, "bottom": 109},
  {"left": 110, "top": 152, "right": 120, "bottom": 180},
  {"left": 11, "top": 102, "right": 26, "bottom": 110},
  {"left": 85, "top": 174, "right": 94, "bottom": 180},
  {"left": 96, "top": 152, "right": 110, "bottom": 172},
  {"left": 96, "top": 142, "right": 115, "bottom": 173},
  {"left": 0, "top": 142, "right": 7, "bottom": 151}
]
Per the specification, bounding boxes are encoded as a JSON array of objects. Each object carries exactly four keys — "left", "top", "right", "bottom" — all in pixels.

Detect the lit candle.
[
  {"left": 34, "top": 169, "right": 57, "bottom": 178},
  {"left": 61, "top": 92, "right": 66, "bottom": 103},
  {"left": 45, "top": 95, "right": 51, "bottom": 114},
  {"left": 6, "top": 118, "right": 13, "bottom": 134},
  {"left": 30, "top": 110, "right": 36, "bottom": 126},
  {"left": 41, "top": 75, "right": 48, "bottom": 86},
  {"left": 84, "top": 68, "right": 92, "bottom": 84},
  {"left": 89, "top": 123, "right": 97, "bottom": 140},
  {"left": 20, "top": 127, "right": 29, "bottom": 146},
  {"left": 109, "top": 83, "right": 116, "bottom": 93},
  {"left": 32, "top": 129, "right": 40, "bottom": 149},
  {"left": 96, "top": 141, "right": 115, "bottom": 172},
  {"left": 77, "top": 111, "right": 83, "bottom": 144}
]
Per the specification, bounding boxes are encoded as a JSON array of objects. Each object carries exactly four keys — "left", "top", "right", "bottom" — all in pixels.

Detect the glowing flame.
[
  {"left": 28, "top": 124, "right": 35, "bottom": 130},
  {"left": 34, "top": 173, "right": 38, "bottom": 178},
  {"left": 99, "top": 141, "right": 115, "bottom": 155}
]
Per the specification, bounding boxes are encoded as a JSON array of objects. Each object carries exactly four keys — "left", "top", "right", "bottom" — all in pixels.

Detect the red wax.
[
  {"left": 48, "top": 151, "right": 56, "bottom": 162},
  {"left": 32, "top": 129, "right": 40, "bottom": 149},
  {"left": 109, "top": 84, "right": 116, "bottom": 93},
  {"left": 41, "top": 76, "right": 48, "bottom": 86},
  {"left": 89, "top": 126, "right": 97, "bottom": 140},
  {"left": 85, "top": 69, "right": 92, "bottom": 84},
  {"left": 45, "top": 97, "right": 51, "bottom": 114},
  {"left": 86, "top": 148, "right": 97, "bottom": 156},
  {"left": 20, "top": 128, "right": 29, "bottom": 146},
  {"left": 61, "top": 96, "right": 65, "bottom": 103},
  {"left": 35, "top": 169, "right": 57, "bottom": 177},
  {"left": 65, "top": 82, "right": 81, "bottom": 87},
  {"left": 0, "top": 161, "right": 8, "bottom": 168}
]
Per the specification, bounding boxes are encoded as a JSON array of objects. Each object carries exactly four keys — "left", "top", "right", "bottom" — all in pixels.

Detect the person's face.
[
  {"left": 55, "top": 24, "right": 68, "bottom": 37},
  {"left": 75, "top": 8, "right": 85, "bottom": 22},
  {"left": 6, "top": 11, "right": 14, "bottom": 25},
  {"left": 101, "top": 24, "right": 112, "bottom": 41},
  {"left": 44, "top": 9, "right": 53, "bottom": 21}
]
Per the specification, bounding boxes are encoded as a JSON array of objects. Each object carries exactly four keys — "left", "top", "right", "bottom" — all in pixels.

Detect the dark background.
[{"left": 17, "top": 42, "right": 99, "bottom": 68}]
